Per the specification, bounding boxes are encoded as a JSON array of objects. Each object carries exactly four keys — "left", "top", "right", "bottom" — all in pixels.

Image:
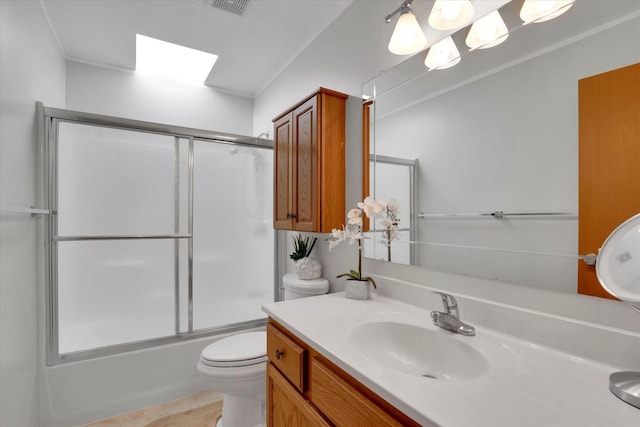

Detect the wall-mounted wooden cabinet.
[
  {"left": 273, "top": 88, "right": 348, "bottom": 233},
  {"left": 266, "top": 319, "right": 420, "bottom": 427}
]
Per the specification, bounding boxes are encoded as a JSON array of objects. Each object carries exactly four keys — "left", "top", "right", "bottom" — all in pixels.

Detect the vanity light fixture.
[
  {"left": 386, "top": 0, "right": 428, "bottom": 55},
  {"left": 424, "top": 36, "right": 461, "bottom": 70},
  {"left": 428, "top": 0, "right": 475, "bottom": 30},
  {"left": 465, "top": 10, "right": 509, "bottom": 50},
  {"left": 520, "top": 0, "right": 575, "bottom": 24}
]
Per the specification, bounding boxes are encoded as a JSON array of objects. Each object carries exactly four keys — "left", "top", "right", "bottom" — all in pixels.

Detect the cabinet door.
[
  {"left": 309, "top": 357, "right": 408, "bottom": 427},
  {"left": 274, "top": 112, "right": 293, "bottom": 229},
  {"left": 267, "top": 363, "right": 330, "bottom": 427},
  {"left": 292, "top": 96, "right": 319, "bottom": 232}
]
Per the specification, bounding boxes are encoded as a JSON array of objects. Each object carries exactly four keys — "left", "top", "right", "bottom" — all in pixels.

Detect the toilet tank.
[{"left": 282, "top": 273, "right": 329, "bottom": 300}]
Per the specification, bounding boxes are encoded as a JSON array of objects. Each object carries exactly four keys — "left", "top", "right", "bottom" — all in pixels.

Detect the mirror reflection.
[{"left": 364, "top": 1, "right": 640, "bottom": 295}]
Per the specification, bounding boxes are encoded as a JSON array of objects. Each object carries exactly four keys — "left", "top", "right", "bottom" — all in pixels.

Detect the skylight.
[{"left": 135, "top": 34, "right": 218, "bottom": 85}]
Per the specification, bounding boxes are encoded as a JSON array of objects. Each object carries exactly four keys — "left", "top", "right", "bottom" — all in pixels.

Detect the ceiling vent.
[{"left": 210, "top": 0, "right": 249, "bottom": 16}]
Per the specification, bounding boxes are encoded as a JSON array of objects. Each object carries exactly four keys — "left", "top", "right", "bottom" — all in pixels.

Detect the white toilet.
[
  {"left": 282, "top": 272, "right": 329, "bottom": 300},
  {"left": 197, "top": 331, "right": 267, "bottom": 427},
  {"left": 197, "top": 275, "right": 329, "bottom": 427}
]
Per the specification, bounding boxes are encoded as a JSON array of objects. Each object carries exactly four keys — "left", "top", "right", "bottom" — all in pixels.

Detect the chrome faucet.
[{"left": 430, "top": 292, "right": 475, "bottom": 336}]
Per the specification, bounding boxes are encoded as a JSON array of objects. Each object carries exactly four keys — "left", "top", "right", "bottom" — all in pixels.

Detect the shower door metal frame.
[
  {"left": 42, "top": 105, "right": 277, "bottom": 366},
  {"left": 369, "top": 154, "right": 418, "bottom": 266}
]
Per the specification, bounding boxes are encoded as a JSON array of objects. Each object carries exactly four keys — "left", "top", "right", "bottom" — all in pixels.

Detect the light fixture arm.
[{"left": 385, "top": 0, "right": 415, "bottom": 23}]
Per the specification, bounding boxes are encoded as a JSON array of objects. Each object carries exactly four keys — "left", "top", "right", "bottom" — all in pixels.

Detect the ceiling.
[
  {"left": 40, "top": 0, "right": 354, "bottom": 98},
  {"left": 40, "top": 1, "right": 640, "bottom": 100}
]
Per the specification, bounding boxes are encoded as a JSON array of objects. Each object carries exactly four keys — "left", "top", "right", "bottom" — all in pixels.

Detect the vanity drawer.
[
  {"left": 267, "top": 323, "right": 306, "bottom": 391},
  {"left": 309, "top": 356, "right": 407, "bottom": 427}
]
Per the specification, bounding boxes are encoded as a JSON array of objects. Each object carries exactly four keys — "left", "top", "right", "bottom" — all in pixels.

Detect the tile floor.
[{"left": 84, "top": 390, "right": 223, "bottom": 427}]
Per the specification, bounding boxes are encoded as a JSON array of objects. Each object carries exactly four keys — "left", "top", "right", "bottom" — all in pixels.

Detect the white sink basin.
[{"left": 347, "top": 321, "right": 489, "bottom": 381}]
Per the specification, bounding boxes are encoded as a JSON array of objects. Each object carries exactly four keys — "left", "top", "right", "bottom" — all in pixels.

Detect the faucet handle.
[{"left": 433, "top": 291, "right": 458, "bottom": 315}]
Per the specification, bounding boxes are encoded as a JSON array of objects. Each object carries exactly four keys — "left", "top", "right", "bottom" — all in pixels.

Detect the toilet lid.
[{"left": 201, "top": 331, "right": 267, "bottom": 367}]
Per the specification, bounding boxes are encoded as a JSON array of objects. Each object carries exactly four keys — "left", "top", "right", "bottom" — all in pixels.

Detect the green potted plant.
[{"left": 290, "top": 234, "right": 320, "bottom": 280}]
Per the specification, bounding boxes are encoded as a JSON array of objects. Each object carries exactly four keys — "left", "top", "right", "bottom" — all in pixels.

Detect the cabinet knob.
[
  {"left": 286, "top": 213, "right": 297, "bottom": 219},
  {"left": 275, "top": 349, "right": 284, "bottom": 360}
]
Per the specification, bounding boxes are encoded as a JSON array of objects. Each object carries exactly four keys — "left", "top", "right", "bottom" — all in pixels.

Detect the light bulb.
[
  {"left": 424, "top": 36, "right": 461, "bottom": 70},
  {"left": 388, "top": 8, "right": 427, "bottom": 55},
  {"left": 428, "top": 0, "right": 475, "bottom": 30},
  {"left": 465, "top": 10, "right": 509, "bottom": 50},
  {"left": 520, "top": 0, "right": 575, "bottom": 24}
]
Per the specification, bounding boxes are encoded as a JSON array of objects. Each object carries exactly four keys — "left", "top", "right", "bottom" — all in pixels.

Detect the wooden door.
[
  {"left": 274, "top": 112, "right": 293, "bottom": 230},
  {"left": 292, "top": 96, "right": 318, "bottom": 232},
  {"left": 266, "top": 363, "right": 329, "bottom": 427},
  {"left": 578, "top": 62, "right": 640, "bottom": 298}
]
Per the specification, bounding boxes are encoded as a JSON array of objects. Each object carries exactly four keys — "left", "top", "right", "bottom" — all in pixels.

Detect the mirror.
[
  {"left": 596, "top": 213, "right": 640, "bottom": 408},
  {"left": 597, "top": 214, "right": 640, "bottom": 310},
  {"left": 363, "top": 0, "right": 640, "bottom": 293}
]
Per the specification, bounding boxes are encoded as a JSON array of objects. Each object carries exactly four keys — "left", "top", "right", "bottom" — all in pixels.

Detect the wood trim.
[
  {"left": 266, "top": 323, "right": 307, "bottom": 392},
  {"left": 362, "top": 100, "right": 373, "bottom": 232},
  {"left": 578, "top": 62, "right": 640, "bottom": 298},
  {"left": 273, "top": 113, "right": 293, "bottom": 230},
  {"left": 292, "top": 96, "right": 318, "bottom": 232},
  {"left": 318, "top": 91, "right": 346, "bottom": 233},
  {"left": 267, "top": 363, "right": 331, "bottom": 427},
  {"left": 272, "top": 88, "right": 349, "bottom": 122}
]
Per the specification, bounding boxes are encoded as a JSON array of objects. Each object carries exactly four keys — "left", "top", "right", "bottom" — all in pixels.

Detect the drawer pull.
[{"left": 275, "top": 349, "right": 284, "bottom": 359}]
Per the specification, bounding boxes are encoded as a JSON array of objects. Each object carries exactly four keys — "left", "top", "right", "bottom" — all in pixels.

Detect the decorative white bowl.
[{"left": 295, "top": 257, "right": 322, "bottom": 280}]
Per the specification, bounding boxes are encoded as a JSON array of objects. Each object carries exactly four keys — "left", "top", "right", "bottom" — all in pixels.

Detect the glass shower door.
[
  {"left": 192, "top": 140, "right": 274, "bottom": 330},
  {"left": 56, "top": 122, "right": 189, "bottom": 354},
  {"left": 50, "top": 113, "right": 275, "bottom": 362}
]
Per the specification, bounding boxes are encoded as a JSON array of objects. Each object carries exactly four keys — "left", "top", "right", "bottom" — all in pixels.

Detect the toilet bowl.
[
  {"left": 197, "top": 331, "right": 267, "bottom": 427},
  {"left": 198, "top": 278, "right": 328, "bottom": 426}
]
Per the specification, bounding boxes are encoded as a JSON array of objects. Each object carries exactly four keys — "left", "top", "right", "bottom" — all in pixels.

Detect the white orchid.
[
  {"left": 327, "top": 227, "right": 346, "bottom": 249},
  {"left": 326, "top": 197, "right": 402, "bottom": 287},
  {"left": 357, "top": 196, "right": 386, "bottom": 218},
  {"left": 347, "top": 208, "right": 363, "bottom": 226},
  {"left": 345, "top": 227, "right": 362, "bottom": 245},
  {"left": 387, "top": 199, "right": 401, "bottom": 216},
  {"left": 380, "top": 217, "right": 394, "bottom": 228},
  {"left": 381, "top": 198, "right": 400, "bottom": 245}
]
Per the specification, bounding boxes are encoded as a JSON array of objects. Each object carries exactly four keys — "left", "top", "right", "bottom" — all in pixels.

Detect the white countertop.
[{"left": 262, "top": 292, "right": 640, "bottom": 426}]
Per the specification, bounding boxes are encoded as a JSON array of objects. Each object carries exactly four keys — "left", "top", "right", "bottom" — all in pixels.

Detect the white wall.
[
  {"left": 0, "top": 1, "right": 66, "bottom": 426},
  {"left": 253, "top": 0, "right": 404, "bottom": 133},
  {"left": 66, "top": 61, "right": 254, "bottom": 136}
]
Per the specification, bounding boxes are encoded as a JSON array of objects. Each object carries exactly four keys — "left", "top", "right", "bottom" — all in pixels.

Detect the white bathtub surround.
[{"left": 262, "top": 276, "right": 640, "bottom": 426}]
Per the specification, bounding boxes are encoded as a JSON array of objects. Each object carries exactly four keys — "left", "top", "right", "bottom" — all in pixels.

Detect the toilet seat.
[{"left": 200, "top": 331, "right": 267, "bottom": 368}]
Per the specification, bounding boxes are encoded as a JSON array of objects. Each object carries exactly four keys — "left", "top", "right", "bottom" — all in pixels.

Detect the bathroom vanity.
[
  {"left": 262, "top": 277, "right": 640, "bottom": 426},
  {"left": 266, "top": 319, "right": 419, "bottom": 426}
]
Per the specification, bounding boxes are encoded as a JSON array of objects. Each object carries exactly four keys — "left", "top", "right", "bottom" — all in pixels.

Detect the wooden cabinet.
[
  {"left": 266, "top": 320, "right": 420, "bottom": 427},
  {"left": 267, "top": 364, "right": 331, "bottom": 427},
  {"left": 273, "top": 88, "right": 348, "bottom": 233}
]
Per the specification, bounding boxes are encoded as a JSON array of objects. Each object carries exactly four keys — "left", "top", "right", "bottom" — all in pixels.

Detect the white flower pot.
[
  {"left": 295, "top": 257, "right": 322, "bottom": 280},
  {"left": 344, "top": 280, "right": 371, "bottom": 300}
]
